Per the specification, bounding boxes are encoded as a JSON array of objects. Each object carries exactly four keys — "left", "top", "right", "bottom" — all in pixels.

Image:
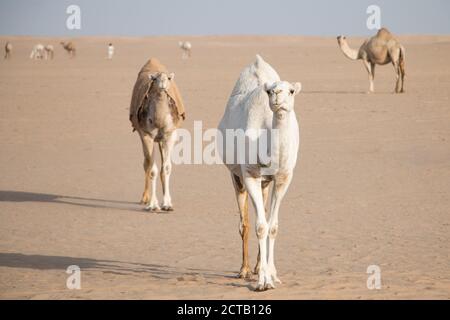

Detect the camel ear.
[
  {"left": 264, "top": 82, "right": 272, "bottom": 94},
  {"left": 168, "top": 72, "right": 175, "bottom": 80},
  {"left": 149, "top": 73, "right": 157, "bottom": 81},
  {"left": 292, "top": 82, "right": 302, "bottom": 95}
]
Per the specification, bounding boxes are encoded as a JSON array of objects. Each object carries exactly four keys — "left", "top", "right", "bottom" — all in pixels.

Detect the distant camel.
[
  {"left": 44, "top": 45, "right": 54, "bottom": 60},
  {"left": 129, "top": 58, "right": 186, "bottom": 211},
  {"left": 107, "top": 43, "right": 114, "bottom": 59},
  {"left": 178, "top": 41, "right": 192, "bottom": 59},
  {"left": 4, "top": 42, "right": 12, "bottom": 59},
  {"left": 337, "top": 28, "right": 405, "bottom": 93},
  {"left": 218, "top": 55, "right": 301, "bottom": 291},
  {"left": 30, "top": 44, "right": 45, "bottom": 60},
  {"left": 60, "top": 41, "right": 76, "bottom": 58}
]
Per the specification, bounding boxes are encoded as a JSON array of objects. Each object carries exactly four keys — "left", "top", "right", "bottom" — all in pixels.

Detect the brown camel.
[
  {"left": 337, "top": 28, "right": 406, "bottom": 93},
  {"left": 60, "top": 41, "right": 76, "bottom": 58},
  {"left": 129, "top": 58, "right": 186, "bottom": 211}
]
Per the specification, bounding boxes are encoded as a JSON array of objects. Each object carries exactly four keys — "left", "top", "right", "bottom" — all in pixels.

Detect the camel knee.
[
  {"left": 150, "top": 164, "right": 158, "bottom": 179},
  {"left": 269, "top": 224, "right": 278, "bottom": 239},
  {"left": 239, "top": 221, "right": 249, "bottom": 238},
  {"left": 143, "top": 158, "right": 150, "bottom": 171},
  {"left": 256, "top": 222, "right": 268, "bottom": 240},
  {"left": 162, "top": 163, "right": 171, "bottom": 176}
]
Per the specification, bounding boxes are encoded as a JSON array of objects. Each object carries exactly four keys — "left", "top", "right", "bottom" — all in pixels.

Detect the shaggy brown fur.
[{"left": 129, "top": 58, "right": 186, "bottom": 131}]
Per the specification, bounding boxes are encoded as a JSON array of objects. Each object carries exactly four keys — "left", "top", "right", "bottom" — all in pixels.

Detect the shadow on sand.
[
  {"left": 0, "top": 252, "right": 255, "bottom": 290},
  {"left": 0, "top": 190, "right": 145, "bottom": 212}
]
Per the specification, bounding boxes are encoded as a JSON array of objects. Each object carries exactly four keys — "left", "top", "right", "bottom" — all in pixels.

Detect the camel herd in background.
[
  {"left": 3, "top": 29, "right": 405, "bottom": 93},
  {"left": 3, "top": 28, "right": 407, "bottom": 291},
  {"left": 3, "top": 40, "right": 192, "bottom": 61}
]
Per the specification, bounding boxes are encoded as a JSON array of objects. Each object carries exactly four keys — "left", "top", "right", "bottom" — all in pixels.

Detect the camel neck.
[
  {"left": 272, "top": 110, "right": 296, "bottom": 129},
  {"left": 339, "top": 41, "right": 360, "bottom": 60},
  {"left": 270, "top": 111, "right": 299, "bottom": 171},
  {"left": 151, "top": 89, "right": 169, "bottom": 104}
]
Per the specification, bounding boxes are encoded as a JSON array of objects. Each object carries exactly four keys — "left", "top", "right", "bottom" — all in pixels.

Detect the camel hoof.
[
  {"left": 265, "top": 282, "right": 276, "bottom": 290},
  {"left": 255, "top": 282, "right": 275, "bottom": 291},
  {"left": 253, "top": 266, "right": 260, "bottom": 275},
  {"left": 161, "top": 205, "right": 174, "bottom": 211},
  {"left": 255, "top": 284, "right": 267, "bottom": 292},
  {"left": 140, "top": 194, "right": 150, "bottom": 205},
  {"left": 238, "top": 268, "right": 252, "bottom": 280},
  {"left": 273, "top": 276, "right": 282, "bottom": 284},
  {"left": 144, "top": 205, "right": 160, "bottom": 212}
]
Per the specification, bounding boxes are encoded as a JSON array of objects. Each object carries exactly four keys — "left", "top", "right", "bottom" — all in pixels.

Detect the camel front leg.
[
  {"left": 254, "top": 180, "right": 271, "bottom": 275},
  {"left": 243, "top": 174, "right": 273, "bottom": 291},
  {"left": 267, "top": 173, "right": 292, "bottom": 286},
  {"left": 139, "top": 133, "right": 158, "bottom": 207},
  {"left": 159, "top": 131, "right": 177, "bottom": 211},
  {"left": 363, "top": 59, "right": 374, "bottom": 93},
  {"left": 141, "top": 134, "right": 160, "bottom": 211}
]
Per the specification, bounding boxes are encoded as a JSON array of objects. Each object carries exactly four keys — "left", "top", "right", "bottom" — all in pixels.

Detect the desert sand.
[{"left": 0, "top": 35, "right": 449, "bottom": 299}]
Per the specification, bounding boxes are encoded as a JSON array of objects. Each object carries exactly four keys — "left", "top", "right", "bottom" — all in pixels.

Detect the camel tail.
[{"left": 399, "top": 46, "right": 406, "bottom": 76}]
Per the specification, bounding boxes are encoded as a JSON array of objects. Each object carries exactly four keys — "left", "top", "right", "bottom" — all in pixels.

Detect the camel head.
[
  {"left": 337, "top": 35, "right": 347, "bottom": 46},
  {"left": 149, "top": 72, "right": 175, "bottom": 91},
  {"left": 264, "top": 81, "right": 301, "bottom": 114}
]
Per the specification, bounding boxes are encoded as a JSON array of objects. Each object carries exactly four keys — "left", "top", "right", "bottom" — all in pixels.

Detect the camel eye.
[{"left": 289, "top": 89, "right": 295, "bottom": 95}]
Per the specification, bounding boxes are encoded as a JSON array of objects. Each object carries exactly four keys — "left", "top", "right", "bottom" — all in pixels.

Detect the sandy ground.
[{"left": 0, "top": 35, "right": 449, "bottom": 299}]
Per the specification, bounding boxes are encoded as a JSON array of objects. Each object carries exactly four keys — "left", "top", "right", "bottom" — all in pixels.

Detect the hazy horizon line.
[{"left": 2, "top": 31, "right": 450, "bottom": 39}]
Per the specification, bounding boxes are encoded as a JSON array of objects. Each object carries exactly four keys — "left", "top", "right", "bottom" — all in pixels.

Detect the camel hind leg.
[
  {"left": 399, "top": 46, "right": 406, "bottom": 93},
  {"left": 393, "top": 62, "right": 402, "bottom": 94},
  {"left": 231, "top": 173, "right": 252, "bottom": 279},
  {"left": 389, "top": 47, "right": 403, "bottom": 93}
]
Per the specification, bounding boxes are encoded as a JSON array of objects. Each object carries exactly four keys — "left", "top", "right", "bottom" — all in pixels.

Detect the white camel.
[
  {"left": 178, "top": 41, "right": 191, "bottom": 59},
  {"left": 4, "top": 42, "right": 12, "bottom": 59},
  {"left": 44, "top": 45, "right": 54, "bottom": 60},
  {"left": 30, "top": 44, "right": 45, "bottom": 60},
  {"left": 218, "top": 55, "right": 301, "bottom": 291}
]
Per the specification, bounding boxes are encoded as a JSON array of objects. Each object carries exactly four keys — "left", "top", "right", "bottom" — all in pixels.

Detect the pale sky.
[{"left": 0, "top": 0, "right": 449, "bottom": 36}]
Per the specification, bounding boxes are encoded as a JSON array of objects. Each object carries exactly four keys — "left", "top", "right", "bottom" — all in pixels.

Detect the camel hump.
[
  {"left": 140, "top": 57, "right": 168, "bottom": 75},
  {"left": 376, "top": 28, "right": 393, "bottom": 39},
  {"left": 253, "top": 54, "right": 280, "bottom": 85},
  {"left": 255, "top": 54, "right": 264, "bottom": 68}
]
